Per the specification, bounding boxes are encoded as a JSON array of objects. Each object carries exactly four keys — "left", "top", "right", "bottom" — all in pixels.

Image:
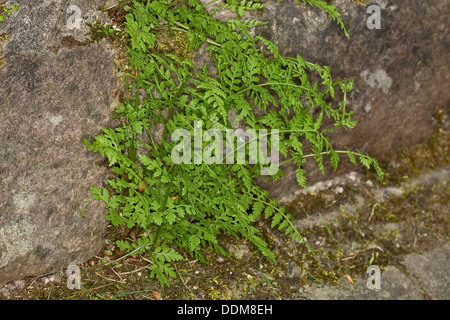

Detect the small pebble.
[{"left": 335, "top": 187, "right": 344, "bottom": 194}]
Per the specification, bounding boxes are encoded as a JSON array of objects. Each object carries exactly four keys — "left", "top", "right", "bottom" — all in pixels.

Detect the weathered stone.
[
  {"left": 298, "top": 243, "right": 450, "bottom": 300},
  {"left": 200, "top": 0, "right": 450, "bottom": 198},
  {"left": 263, "top": 0, "right": 448, "bottom": 198},
  {"left": 403, "top": 243, "right": 450, "bottom": 300},
  {"left": 227, "top": 242, "right": 250, "bottom": 260},
  {"left": 299, "top": 266, "right": 424, "bottom": 300},
  {"left": 0, "top": 0, "right": 115, "bottom": 286}
]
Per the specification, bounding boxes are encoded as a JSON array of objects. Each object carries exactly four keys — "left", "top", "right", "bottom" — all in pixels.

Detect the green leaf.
[
  {"left": 189, "top": 235, "right": 201, "bottom": 251},
  {"left": 116, "top": 240, "right": 133, "bottom": 252},
  {"left": 347, "top": 151, "right": 357, "bottom": 165}
]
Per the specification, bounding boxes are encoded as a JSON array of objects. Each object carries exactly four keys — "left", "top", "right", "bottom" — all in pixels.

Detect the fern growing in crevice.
[{"left": 85, "top": 0, "right": 383, "bottom": 286}]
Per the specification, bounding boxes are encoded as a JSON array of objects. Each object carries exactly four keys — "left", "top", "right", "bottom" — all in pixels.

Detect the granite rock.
[{"left": 0, "top": 0, "right": 115, "bottom": 286}]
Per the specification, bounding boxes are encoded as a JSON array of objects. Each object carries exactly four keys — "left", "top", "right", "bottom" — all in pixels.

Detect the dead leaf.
[
  {"left": 115, "top": 72, "right": 126, "bottom": 79},
  {"left": 111, "top": 88, "right": 118, "bottom": 98},
  {"left": 152, "top": 291, "right": 161, "bottom": 300},
  {"left": 124, "top": 257, "right": 139, "bottom": 263},
  {"left": 102, "top": 0, "right": 120, "bottom": 11},
  {"left": 124, "top": 87, "right": 133, "bottom": 99},
  {"left": 345, "top": 274, "right": 355, "bottom": 286},
  {"left": 109, "top": 93, "right": 120, "bottom": 113}
]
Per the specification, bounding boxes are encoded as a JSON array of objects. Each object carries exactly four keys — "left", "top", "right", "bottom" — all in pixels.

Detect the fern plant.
[{"left": 85, "top": 0, "right": 383, "bottom": 286}]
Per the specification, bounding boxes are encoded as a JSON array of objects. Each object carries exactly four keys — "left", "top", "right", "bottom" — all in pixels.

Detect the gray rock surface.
[
  {"left": 251, "top": 0, "right": 449, "bottom": 198},
  {"left": 298, "top": 243, "right": 450, "bottom": 300},
  {"left": 0, "top": 0, "right": 115, "bottom": 286},
  {"left": 403, "top": 243, "right": 450, "bottom": 300},
  {"left": 299, "top": 265, "right": 424, "bottom": 300},
  {"left": 197, "top": 0, "right": 450, "bottom": 198},
  {"left": 292, "top": 167, "right": 450, "bottom": 300}
]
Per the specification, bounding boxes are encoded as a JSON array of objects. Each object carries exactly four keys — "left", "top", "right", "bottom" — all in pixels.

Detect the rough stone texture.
[
  {"left": 298, "top": 243, "right": 450, "bottom": 300},
  {"left": 403, "top": 243, "right": 450, "bottom": 300},
  {"left": 0, "top": 0, "right": 115, "bottom": 286},
  {"left": 202, "top": 0, "right": 450, "bottom": 199},
  {"left": 293, "top": 167, "right": 450, "bottom": 300},
  {"left": 299, "top": 266, "right": 424, "bottom": 300}
]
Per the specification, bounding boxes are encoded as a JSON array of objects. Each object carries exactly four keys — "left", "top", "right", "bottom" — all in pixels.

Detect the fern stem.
[
  {"left": 237, "top": 82, "right": 317, "bottom": 97},
  {"left": 170, "top": 26, "right": 222, "bottom": 47},
  {"left": 278, "top": 150, "right": 370, "bottom": 167},
  {"left": 258, "top": 199, "right": 315, "bottom": 254}
]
